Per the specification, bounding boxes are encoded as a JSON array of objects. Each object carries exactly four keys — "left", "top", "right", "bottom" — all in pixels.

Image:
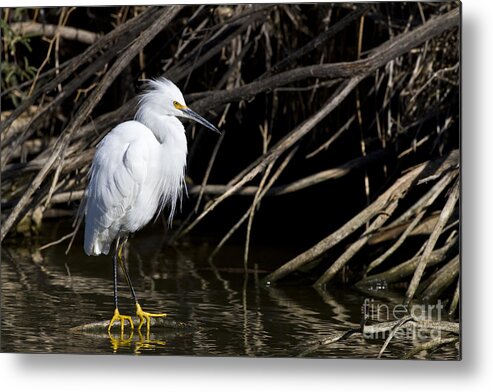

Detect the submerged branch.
[{"left": 70, "top": 317, "right": 193, "bottom": 333}]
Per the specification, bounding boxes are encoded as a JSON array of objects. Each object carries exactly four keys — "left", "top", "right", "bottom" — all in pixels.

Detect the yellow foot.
[
  {"left": 108, "top": 307, "right": 134, "bottom": 334},
  {"left": 136, "top": 302, "right": 167, "bottom": 332}
]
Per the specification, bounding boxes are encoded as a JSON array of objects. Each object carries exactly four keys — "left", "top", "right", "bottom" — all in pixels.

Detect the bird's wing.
[{"left": 84, "top": 122, "right": 155, "bottom": 254}]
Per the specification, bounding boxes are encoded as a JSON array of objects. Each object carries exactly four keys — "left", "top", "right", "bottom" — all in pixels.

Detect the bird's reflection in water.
[{"left": 108, "top": 329, "right": 167, "bottom": 354}]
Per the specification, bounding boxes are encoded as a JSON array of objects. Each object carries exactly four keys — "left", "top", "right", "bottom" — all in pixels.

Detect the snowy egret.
[{"left": 81, "top": 77, "right": 219, "bottom": 333}]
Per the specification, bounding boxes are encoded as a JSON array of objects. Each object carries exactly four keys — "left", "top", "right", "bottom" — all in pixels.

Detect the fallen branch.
[
  {"left": 356, "top": 236, "right": 457, "bottom": 287},
  {"left": 191, "top": 7, "right": 459, "bottom": 113},
  {"left": 402, "top": 337, "right": 459, "bottom": 359},
  {"left": 377, "top": 315, "right": 414, "bottom": 358},
  {"left": 363, "top": 319, "right": 459, "bottom": 335},
  {"left": 261, "top": 5, "right": 370, "bottom": 78},
  {"left": 314, "top": 195, "right": 401, "bottom": 288},
  {"left": 262, "top": 150, "right": 458, "bottom": 285},
  {"left": 178, "top": 77, "right": 364, "bottom": 238},
  {"left": 10, "top": 22, "right": 99, "bottom": 44},
  {"left": 298, "top": 328, "right": 360, "bottom": 357},
  {"left": 70, "top": 317, "right": 193, "bottom": 333},
  {"left": 364, "top": 169, "right": 457, "bottom": 274},
  {"left": 404, "top": 179, "right": 460, "bottom": 304},
  {"left": 298, "top": 315, "right": 459, "bottom": 358},
  {"left": 419, "top": 255, "right": 460, "bottom": 302}
]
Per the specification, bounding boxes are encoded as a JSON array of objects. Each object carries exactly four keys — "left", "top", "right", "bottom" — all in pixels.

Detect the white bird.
[{"left": 81, "top": 77, "right": 219, "bottom": 333}]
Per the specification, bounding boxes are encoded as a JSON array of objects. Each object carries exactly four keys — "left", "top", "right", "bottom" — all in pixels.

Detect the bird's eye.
[{"left": 173, "top": 101, "right": 184, "bottom": 110}]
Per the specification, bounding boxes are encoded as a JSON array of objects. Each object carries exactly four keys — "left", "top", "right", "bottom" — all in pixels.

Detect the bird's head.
[{"left": 140, "top": 77, "right": 220, "bottom": 134}]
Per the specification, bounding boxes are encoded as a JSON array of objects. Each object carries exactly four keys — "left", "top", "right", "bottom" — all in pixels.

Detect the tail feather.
[{"left": 84, "top": 228, "right": 112, "bottom": 256}]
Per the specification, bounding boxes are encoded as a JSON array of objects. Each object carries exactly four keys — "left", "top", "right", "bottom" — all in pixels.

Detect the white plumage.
[{"left": 82, "top": 77, "right": 219, "bottom": 256}]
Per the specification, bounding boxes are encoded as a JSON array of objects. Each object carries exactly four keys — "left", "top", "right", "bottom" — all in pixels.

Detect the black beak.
[{"left": 181, "top": 107, "right": 221, "bottom": 134}]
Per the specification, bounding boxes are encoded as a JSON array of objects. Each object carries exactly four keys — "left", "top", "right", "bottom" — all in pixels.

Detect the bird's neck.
[
  {"left": 135, "top": 106, "right": 187, "bottom": 148},
  {"left": 135, "top": 106, "right": 188, "bottom": 221}
]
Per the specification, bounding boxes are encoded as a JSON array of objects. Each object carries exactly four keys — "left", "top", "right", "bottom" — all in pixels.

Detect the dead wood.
[
  {"left": 191, "top": 7, "right": 459, "bottom": 114},
  {"left": 10, "top": 22, "right": 99, "bottom": 44},
  {"left": 448, "top": 277, "right": 460, "bottom": 317},
  {"left": 404, "top": 179, "right": 459, "bottom": 304},
  {"left": 402, "top": 337, "right": 459, "bottom": 359},
  {"left": 419, "top": 255, "right": 460, "bottom": 302},
  {"left": 364, "top": 169, "right": 457, "bottom": 273},
  {"left": 356, "top": 235, "right": 458, "bottom": 288},
  {"left": 298, "top": 315, "right": 459, "bottom": 358},
  {"left": 261, "top": 5, "right": 371, "bottom": 79},
  {"left": 177, "top": 77, "right": 365, "bottom": 239},
  {"left": 262, "top": 150, "right": 458, "bottom": 285},
  {"left": 69, "top": 317, "right": 193, "bottom": 333}
]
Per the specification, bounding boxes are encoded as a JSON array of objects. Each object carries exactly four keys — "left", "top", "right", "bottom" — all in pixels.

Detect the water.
[{"left": 1, "top": 223, "right": 459, "bottom": 358}]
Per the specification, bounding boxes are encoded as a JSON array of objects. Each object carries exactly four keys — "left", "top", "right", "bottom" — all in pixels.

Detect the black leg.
[
  {"left": 117, "top": 235, "right": 139, "bottom": 304},
  {"left": 113, "top": 236, "right": 121, "bottom": 309},
  {"left": 116, "top": 235, "right": 167, "bottom": 332},
  {"left": 108, "top": 235, "right": 134, "bottom": 333}
]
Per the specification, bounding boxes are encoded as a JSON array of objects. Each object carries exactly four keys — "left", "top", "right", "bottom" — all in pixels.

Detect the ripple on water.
[{"left": 1, "top": 234, "right": 459, "bottom": 359}]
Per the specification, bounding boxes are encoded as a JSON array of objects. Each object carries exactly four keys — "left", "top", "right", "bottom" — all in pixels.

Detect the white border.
[{"left": 2, "top": 0, "right": 492, "bottom": 391}]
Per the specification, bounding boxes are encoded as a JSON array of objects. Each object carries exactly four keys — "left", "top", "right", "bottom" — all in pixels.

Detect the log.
[
  {"left": 363, "top": 319, "right": 459, "bottom": 336},
  {"left": 69, "top": 317, "right": 193, "bottom": 333}
]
